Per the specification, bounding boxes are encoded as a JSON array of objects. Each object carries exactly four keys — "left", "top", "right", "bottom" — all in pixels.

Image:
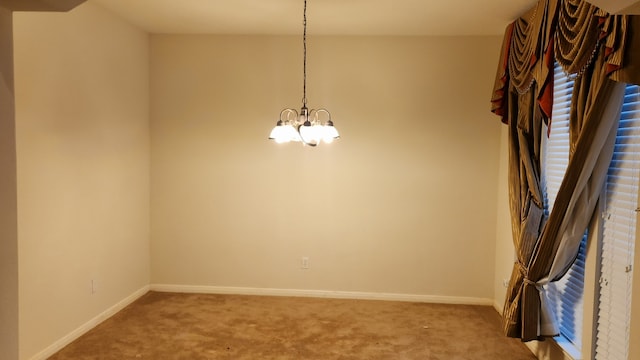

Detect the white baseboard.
[
  {"left": 29, "top": 285, "right": 150, "bottom": 360},
  {"left": 150, "top": 284, "right": 494, "bottom": 306}
]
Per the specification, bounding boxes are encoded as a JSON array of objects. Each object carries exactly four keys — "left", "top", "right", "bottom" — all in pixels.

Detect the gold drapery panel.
[{"left": 490, "top": 0, "right": 640, "bottom": 342}]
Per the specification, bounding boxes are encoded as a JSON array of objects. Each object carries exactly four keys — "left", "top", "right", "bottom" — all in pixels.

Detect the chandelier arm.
[
  {"left": 280, "top": 108, "right": 299, "bottom": 123},
  {"left": 313, "top": 108, "right": 331, "bottom": 124},
  {"left": 309, "top": 108, "right": 317, "bottom": 124}
]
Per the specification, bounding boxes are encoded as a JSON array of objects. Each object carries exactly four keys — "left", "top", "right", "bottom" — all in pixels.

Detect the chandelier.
[{"left": 268, "top": 0, "right": 340, "bottom": 147}]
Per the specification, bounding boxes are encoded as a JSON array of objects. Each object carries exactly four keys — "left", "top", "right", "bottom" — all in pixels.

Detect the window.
[
  {"left": 543, "top": 63, "right": 584, "bottom": 352},
  {"left": 542, "top": 64, "right": 639, "bottom": 358},
  {"left": 595, "top": 84, "right": 640, "bottom": 360}
]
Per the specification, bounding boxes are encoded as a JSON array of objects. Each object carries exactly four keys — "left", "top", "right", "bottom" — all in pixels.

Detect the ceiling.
[{"left": 90, "top": 0, "right": 538, "bottom": 36}]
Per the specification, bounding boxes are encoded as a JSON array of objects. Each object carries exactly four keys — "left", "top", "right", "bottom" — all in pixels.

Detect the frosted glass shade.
[
  {"left": 322, "top": 124, "right": 340, "bottom": 143},
  {"left": 269, "top": 123, "right": 301, "bottom": 143}
]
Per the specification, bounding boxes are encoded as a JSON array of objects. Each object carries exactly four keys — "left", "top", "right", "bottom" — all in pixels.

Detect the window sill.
[
  {"left": 553, "top": 335, "right": 582, "bottom": 360},
  {"left": 524, "top": 336, "right": 581, "bottom": 360}
]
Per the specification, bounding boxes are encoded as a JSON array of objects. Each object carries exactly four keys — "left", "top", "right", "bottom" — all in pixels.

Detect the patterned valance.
[{"left": 491, "top": 0, "right": 640, "bottom": 125}]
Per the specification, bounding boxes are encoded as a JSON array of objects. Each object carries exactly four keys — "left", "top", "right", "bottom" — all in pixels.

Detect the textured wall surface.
[
  {"left": 150, "top": 34, "right": 503, "bottom": 299},
  {"left": 14, "top": 3, "right": 150, "bottom": 358}
]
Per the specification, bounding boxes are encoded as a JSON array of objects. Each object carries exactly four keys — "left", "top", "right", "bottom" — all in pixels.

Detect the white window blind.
[
  {"left": 544, "top": 62, "right": 639, "bottom": 358},
  {"left": 595, "top": 84, "right": 640, "bottom": 360},
  {"left": 543, "top": 62, "right": 584, "bottom": 351}
]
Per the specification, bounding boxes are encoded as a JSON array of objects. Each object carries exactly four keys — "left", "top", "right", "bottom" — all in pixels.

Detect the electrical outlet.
[
  {"left": 502, "top": 279, "right": 509, "bottom": 288},
  {"left": 301, "top": 257, "right": 309, "bottom": 269},
  {"left": 91, "top": 279, "right": 97, "bottom": 294}
]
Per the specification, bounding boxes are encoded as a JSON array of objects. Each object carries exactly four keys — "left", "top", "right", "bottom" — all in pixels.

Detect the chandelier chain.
[{"left": 302, "top": 0, "right": 307, "bottom": 106}]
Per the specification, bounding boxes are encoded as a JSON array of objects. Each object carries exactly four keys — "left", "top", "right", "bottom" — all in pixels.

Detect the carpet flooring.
[{"left": 50, "top": 291, "right": 536, "bottom": 359}]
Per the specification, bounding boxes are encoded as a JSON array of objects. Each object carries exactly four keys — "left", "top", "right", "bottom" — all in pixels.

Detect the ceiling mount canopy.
[{"left": 268, "top": 0, "right": 339, "bottom": 147}]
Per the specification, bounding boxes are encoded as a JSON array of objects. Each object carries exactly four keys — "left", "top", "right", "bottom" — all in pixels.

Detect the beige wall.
[
  {"left": 150, "top": 35, "right": 503, "bottom": 299},
  {"left": 13, "top": 3, "right": 150, "bottom": 359},
  {"left": 0, "top": 6, "right": 19, "bottom": 360},
  {"left": 493, "top": 125, "right": 513, "bottom": 310}
]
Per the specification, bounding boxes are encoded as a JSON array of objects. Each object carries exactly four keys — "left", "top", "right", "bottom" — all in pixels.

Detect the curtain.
[{"left": 491, "top": 0, "right": 640, "bottom": 341}]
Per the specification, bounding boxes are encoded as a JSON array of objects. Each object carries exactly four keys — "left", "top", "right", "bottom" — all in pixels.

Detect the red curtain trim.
[
  {"left": 606, "top": 63, "right": 621, "bottom": 76},
  {"left": 538, "top": 39, "right": 555, "bottom": 126}
]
